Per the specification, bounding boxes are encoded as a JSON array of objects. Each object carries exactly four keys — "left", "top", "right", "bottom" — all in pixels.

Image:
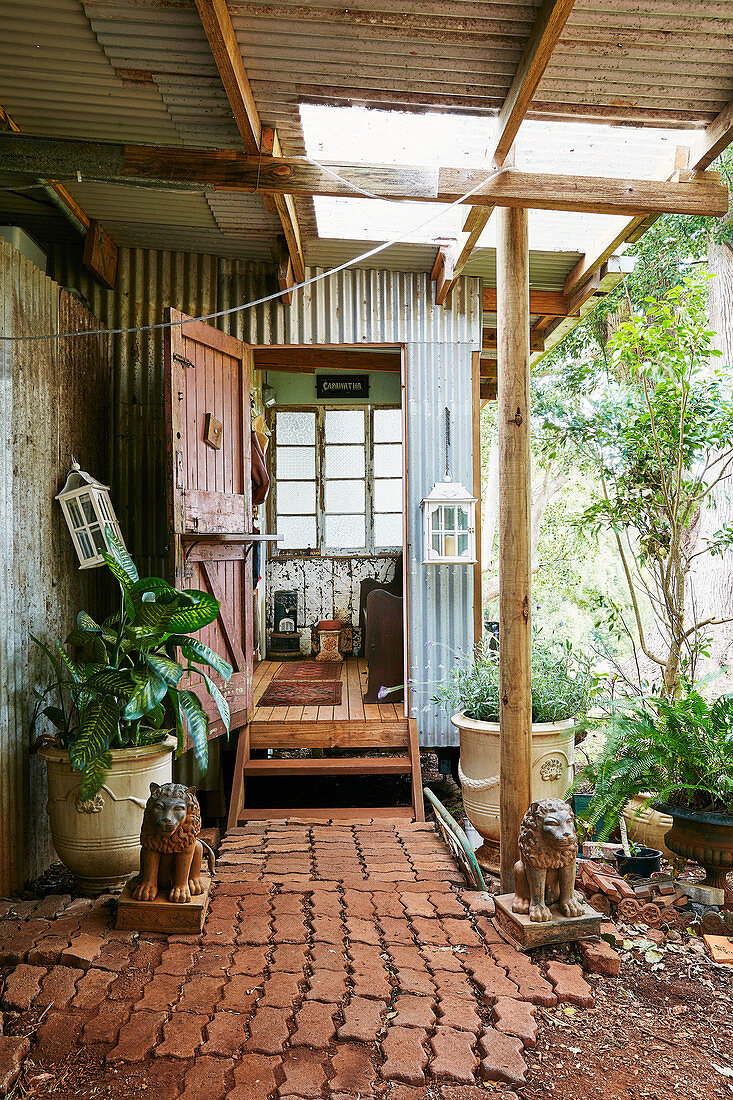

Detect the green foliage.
[
  {"left": 34, "top": 529, "right": 232, "bottom": 797},
  {"left": 582, "top": 687, "right": 733, "bottom": 832},
  {"left": 432, "top": 635, "right": 599, "bottom": 724}
]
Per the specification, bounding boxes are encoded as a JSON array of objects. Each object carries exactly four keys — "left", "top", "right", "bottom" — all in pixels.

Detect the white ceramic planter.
[
  {"left": 623, "top": 794, "right": 674, "bottom": 860},
  {"left": 39, "top": 736, "right": 175, "bottom": 894},
  {"left": 451, "top": 712, "right": 576, "bottom": 871}
]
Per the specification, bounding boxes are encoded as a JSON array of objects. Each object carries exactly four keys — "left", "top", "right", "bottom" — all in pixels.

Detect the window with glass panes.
[{"left": 273, "top": 406, "right": 402, "bottom": 553}]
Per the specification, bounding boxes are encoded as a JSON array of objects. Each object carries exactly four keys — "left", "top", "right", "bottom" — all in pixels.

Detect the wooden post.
[{"left": 496, "top": 205, "right": 532, "bottom": 893}]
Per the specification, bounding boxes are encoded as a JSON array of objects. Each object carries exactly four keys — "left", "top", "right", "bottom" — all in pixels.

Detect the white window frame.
[{"left": 271, "top": 404, "right": 402, "bottom": 556}]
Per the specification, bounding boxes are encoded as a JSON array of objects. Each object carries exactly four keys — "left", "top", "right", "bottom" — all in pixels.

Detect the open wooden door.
[{"left": 165, "top": 309, "right": 254, "bottom": 738}]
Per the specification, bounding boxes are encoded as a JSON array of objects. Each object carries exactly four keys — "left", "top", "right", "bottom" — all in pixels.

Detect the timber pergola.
[{"left": 2, "top": 0, "right": 733, "bottom": 891}]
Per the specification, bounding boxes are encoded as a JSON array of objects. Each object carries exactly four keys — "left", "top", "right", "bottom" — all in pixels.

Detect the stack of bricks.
[{"left": 0, "top": 819, "right": 598, "bottom": 1098}]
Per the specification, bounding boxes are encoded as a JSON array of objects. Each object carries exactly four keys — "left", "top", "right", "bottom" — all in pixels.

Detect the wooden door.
[{"left": 165, "top": 309, "right": 254, "bottom": 737}]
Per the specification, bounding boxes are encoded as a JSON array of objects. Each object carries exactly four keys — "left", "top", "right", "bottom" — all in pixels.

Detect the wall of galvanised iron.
[
  {"left": 48, "top": 246, "right": 483, "bottom": 747},
  {"left": 0, "top": 239, "right": 111, "bottom": 894}
]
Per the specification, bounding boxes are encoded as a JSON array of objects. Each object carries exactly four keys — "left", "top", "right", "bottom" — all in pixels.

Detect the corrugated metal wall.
[
  {"left": 0, "top": 239, "right": 111, "bottom": 894},
  {"left": 48, "top": 247, "right": 482, "bottom": 745}
]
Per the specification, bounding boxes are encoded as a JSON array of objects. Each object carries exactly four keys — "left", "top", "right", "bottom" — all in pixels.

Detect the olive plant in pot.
[
  {"left": 433, "top": 636, "right": 598, "bottom": 870},
  {"left": 585, "top": 686, "right": 733, "bottom": 890},
  {"left": 33, "top": 531, "right": 231, "bottom": 893}
]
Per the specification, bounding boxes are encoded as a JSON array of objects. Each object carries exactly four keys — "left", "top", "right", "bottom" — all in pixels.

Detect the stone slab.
[
  {"left": 677, "top": 881, "right": 726, "bottom": 906},
  {"left": 116, "top": 876, "right": 211, "bottom": 934},
  {"left": 493, "top": 893, "right": 601, "bottom": 951}
]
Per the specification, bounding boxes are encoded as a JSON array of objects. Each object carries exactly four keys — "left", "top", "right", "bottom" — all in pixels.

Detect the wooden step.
[
  {"left": 244, "top": 755, "right": 412, "bottom": 777},
  {"left": 237, "top": 805, "right": 415, "bottom": 822},
  {"left": 249, "top": 720, "right": 409, "bottom": 750}
]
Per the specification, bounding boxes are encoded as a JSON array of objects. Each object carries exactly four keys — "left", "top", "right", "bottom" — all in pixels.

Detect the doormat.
[
  {"left": 275, "top": 661, "right": 343, "bottom": 681},
  {"left": 259, "top": 679, "right": 343, "bottom": 706}
]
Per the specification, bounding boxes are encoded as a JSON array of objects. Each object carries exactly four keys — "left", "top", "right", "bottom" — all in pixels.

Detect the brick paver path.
[{"left": 0, "top": 820, "right": 593, "bottom": 1097}]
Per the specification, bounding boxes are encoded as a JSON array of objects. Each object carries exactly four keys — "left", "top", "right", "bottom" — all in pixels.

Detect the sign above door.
[{"left": 316, "top": 373, "right": 370, "bottom": 399}]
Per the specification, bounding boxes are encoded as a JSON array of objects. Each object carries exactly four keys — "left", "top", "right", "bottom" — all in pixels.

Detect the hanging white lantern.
[
  {"left": 56, "top": 460, "right": 125, "bottom": 569},
  {"left": 422, "top": 477, "right": 477, "bottom": 564}
]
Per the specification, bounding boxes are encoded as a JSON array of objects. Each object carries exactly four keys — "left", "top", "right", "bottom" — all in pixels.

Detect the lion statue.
[
  {"left": 512, "top": 798, "right": 584, "bottom": 923},
  {"left": 131, "top": 783, "right": 215, "bottom": 904}
]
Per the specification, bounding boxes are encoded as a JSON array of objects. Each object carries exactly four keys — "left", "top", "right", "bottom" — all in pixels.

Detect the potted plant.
[
  {"left": 433, "top": 636, "right": 597, "bottom": 870},
  {"left": 33, "top": 531, "right": 231, "bottom": 894},
  {"left": 586, "top": 686, "right": 733, "bottom": 890}
]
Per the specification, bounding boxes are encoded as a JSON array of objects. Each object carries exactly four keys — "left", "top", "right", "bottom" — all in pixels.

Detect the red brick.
[
  {"left": 337, "top": 996, "right": 386, "bottom": 1042},
  {"left": 201, "top": 1010, "right": 248, "bottom": 1056},
  {"left": 228, "top": 1053, "right": 279, "bottom": 1100},
  {"left": 279, "top": 1047, "right": 328, "bottom": 1098},
  {"left": 0, "top": 919, "right": 50, "bottom": 965},
  {"left": 440, "top": 919, "right": 482, "bottom": 949},
  {"left": 394, "top": 968, "right": 436, "bottom": 997},
  {"left": 83, "top": 1001, "right": 131, "bottom": 1045},
  {"left": 429, "top": 1025, "right": 479, "bottom": 1084},
  {"left": 492, "top": 998, "right": 537, "bottom": 1048},
  {"left": 329, "top": 1042, "right": 377, "bottom": 1094},
  {"left": 421, "top": 946, "right": 463, "bottom": 973},
  {"left": 157, "top": 1012, "right": 207, "bottom": 1058},
  {"left": 309, "top": 942, "right": 346, "bottom": 971},
  {"left": 176, "top": 973, "right": 226, "bottom": 1013},
  {"left": 432, "top": 972, "right": 476, "bottom": 1002},
  {"left": 202, "top": 919, "right": 237, "bottom": 945},
  {"left": 341, "top": 890, "right": 374, "bottom": 919},
  {"left": 462, "top": 953, "right": 518, "bottom": 1002},
  {"left": 309, "top": 891, "right": 343, "bottom": 919},
  {"left": 71, "top": 966, "right": 115, "bottom": 1010},
  {"left": 243, "top": 1004, "right": 291, "bottom": 1055},
  {"left": 580, "top": 939, "right": 621, "bottom": 978},
  {"left": 32, "top": 895, "right": 71, "bottom": 921},
  {"left": 107, "top": 1010, "right": 167, "bottom": 1062},
  {"left": 0, "top": 1035, "right": 29, "bottom": 1095},
  {"left": 458, "top": 892, "right": 495, "bottom": 918},
  {"left": 60, "top": 932, "right": 104, "bottom": 970},
  {"left": 134, "top": 972, "right": 185, "bottom": 1012},
  {"left": 94, "top": 937, "right": 136, "bottom": 972},
  {"left": 220, "top": 973, "right": 260, "bottom": 1012},
  {"left": 398, "top": 893, "right": 435, "bottom": 919},
  {"left": 35, "top": 964, "right": 83, "bottom": 1009},
  {"left": 380, "top": 1025, "right": 429, "bottom": 1085},
  {"left": 291, "top": 1000, "right": 337, "bottom": 1048},
  {"left": 35, "top": 1010, "right": 83, "bottom": 1063},
  {"left": 391, "top": 993, "right": 436, "bottom": 1030},
  {"left": 230, "top": 944, "right": 269, "bottom": 976},
  {"left": 311, "top": 916, "right": 344, "bottom": 943},
  {"left": 429, "top": 894, "right": 466, "bottom": 919},
  {"left": 194, "top": 945, "right": 234, "bottom": 975},
  {"left": 177, "top": 1054, "right": 234, "bottom": 1100},
  {"left": 259, "top": 970, "right": 303, "bottom": 1007},
  {"left": 345, "top": 916, "right": 382, "bottom": 945},
  {"left": 1, "top": 963, "right": 46, "bottom": 1010},
  {"left": 475, "top": 916, "right": 504, "bottom": 944},
  {"left": 387, "top": 944, "right": 425, "bottom": 971},
  {"left": 350, "top": 965, "right": 393, "bottom": 1001},
  {"left": 306, "top": 967, "right": 347, "bottom": 1003},
  {"left": 436, "top": 994, "right": 482, "bottom": 1034},
  {"left": 347, "top": 942, "right": 382, "bottom": 969},
  {"left": 378, "top": 917, "right": 414, "bottom": 945},
  {"left": 272, "top": 913, "right": 309, "bottom": 943},
  {"left": 545, "top": 960, "right": 594, "bottom": 1007},
  {"left": 368, "top": 891, "right": 404, "bottom": 918},
  {"left": 410, "top": 918, "right": 452, "bottom": 947},
  {"left": 270, "top": 943, "right": 308, "bottom": 973},
  {"left": 478, "top": 1028, "right": 527, "bottom": 1086},
  {"left": 158, "top": 943, "right": 198, "bottom": 975},
  {"left": 236, "top": 915, "right": 271, "bottom": 945},
  {"left": 489, "top": 945, "right": 556, "bottom": 1007}
]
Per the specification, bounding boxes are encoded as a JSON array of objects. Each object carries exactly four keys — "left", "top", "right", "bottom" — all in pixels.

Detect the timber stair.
[{"left": 228, "top": 717, "right": 425, "bottom": 826}]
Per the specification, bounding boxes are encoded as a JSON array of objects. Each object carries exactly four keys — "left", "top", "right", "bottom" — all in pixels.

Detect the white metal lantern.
[
  {"left": 422, "top": 476, "right": 477, "bottom": 564},
  {"left": 56, "top": 460, "right": 125, "bottom": 569}
]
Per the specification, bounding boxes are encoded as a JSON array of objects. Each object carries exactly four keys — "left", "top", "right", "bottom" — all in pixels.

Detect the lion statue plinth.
[
  {"left": 131, "top": 783, "right": 215, "bottom": 904},
  {"left": 512, "top": 798, "right": 584, "bottom": 923}
]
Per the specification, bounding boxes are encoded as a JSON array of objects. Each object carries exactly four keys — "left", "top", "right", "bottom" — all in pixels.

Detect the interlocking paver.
[
  {"left": 545, "top": 960, "right": 594, "bottom": 1007},
  {"left": 201, "top": 1010, "right": 248, "bottom": 1056},
  {"left": 0, "top": 1036, "right": 30, "bottom": 1095},
  {"left": 492, "top": 997, "right": 538, "bottom": 1047},
  {"left": 329, "top": 1042, "right": 377, "bottom": 1093},
  {"left": 1, "top": 963, "right": 46, "bottom": 1010},
  {"left": 337, "top": 996, "right": 386, "bottom": 1042},
  {"left": 478, "top": 1028, "right": 527, "bottom": 1085},
  {"left": 228, "top": 1053, "right": 279, "bottom": 1100},
  {"left": 156, "top": 1011, "right": 207, "bottom": 1058},
  {"left": 436, "top": 993, "right": 482, "bottom": 1034},
  {"left": 243, "top": 1004, "right": 291, "bottom": 1054},
  {"left": 429, "top": 1025, "right": 479, "bottom": 1084},
  {"left": 306, "top": 967, "right": 348, "bottom": 1002},
  {"left": 291, "top": 999, "right": 337, "bottom": 1048},
  {"left": 391, "top": 993, "right": 436, "bottom": 1029},
  {"left": 380, "top": 1025, "right": 429, "bottom": 1085},
  {"left": 279, "top": 1047, "right": 328, "bottom": 1098},
  {"left": 107, "top": 1009, "right": 167, "bottom": 1062},
  {"left": 177, "top": 1054, "right": 234, "bottom": 1100},
  {"left": 83, "top": 1001, "right": 132, "bottom": 1045}
]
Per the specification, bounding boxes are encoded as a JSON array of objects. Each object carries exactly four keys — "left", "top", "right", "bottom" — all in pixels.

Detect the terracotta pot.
[
  {"left": 623, "top": 794, "right": 674, "bottom": 860},
  {"left": 451, "top": 712, "right": 576, "bottom": 872},
  {"left": 655, "top": 801, "right": 733, "bottom": 891},
  {"left": 39, "top": 737, "right": 175, "bottom": 895}
]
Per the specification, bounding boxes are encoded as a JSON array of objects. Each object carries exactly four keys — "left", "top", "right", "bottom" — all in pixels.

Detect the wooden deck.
[{"left": 252, "top": 655, "right": 405, "bottom": 725}]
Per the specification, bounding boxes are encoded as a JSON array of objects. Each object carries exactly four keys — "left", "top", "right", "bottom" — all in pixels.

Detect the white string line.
[{"left": 0, "top": 163, "right": 505, "bottom": 342}]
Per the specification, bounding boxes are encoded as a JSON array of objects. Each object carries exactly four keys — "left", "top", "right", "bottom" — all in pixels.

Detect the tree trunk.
[{"left": 689, "top": 242, "right": 733, "bottom": 682}]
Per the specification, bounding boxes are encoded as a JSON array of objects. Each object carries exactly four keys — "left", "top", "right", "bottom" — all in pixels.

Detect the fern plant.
[
  {"left": 583, "top": 685, "right": 733, "bottom": 834},
  {"left": 33, "top": 530, "right": 231, "bottom": 798}
]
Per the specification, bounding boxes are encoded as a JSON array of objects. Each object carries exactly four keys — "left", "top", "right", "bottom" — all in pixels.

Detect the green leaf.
[
  {"left": 55, "top": 640, "right": 81, "bottom": 684},
  {"left": 76, "top": 611, "right": 102, "bottom": 633},
  {"left": 136, "top": 727, "right": 170, "bottom": 746},
  {"left": 131, "top": 599, "right": 177, "bottom": 632},
  {"left": 42, "top": 705, "right": 69, "bottom": 733},
  {"left": 145, "top": 653, "right": 184, "bottom": 686},
  {"left": 32, "top": 634, "right": 65, "bottom": 686},
  {"left": 131, "top": 576, "right": 177, "bottom": 601},
  {"left": 79, "top": 752, "right": 113, "bottom": 800},
  {"left": 87, "top": 669, "right": 135, "bottom": 698},
  {"left": 202, "top": 672, "right": 230, "bottom": 732},
  {"left": 123, "top": 672, "right": 168, "bottom": 720},
  {"left": 103, "top": 527, "right": 139, "bottom": 584},
  {"left": 172, "top": 636, "right": 232, "bottom": 681},
  {"left": 175, "top": 689, "right": 209, "bottom": 768},
  {"left": 167, "top": 590, "right": 220, "bottom": 634},
  {"left": 70, "top": 697, "right": 119, "bottom": 770}
]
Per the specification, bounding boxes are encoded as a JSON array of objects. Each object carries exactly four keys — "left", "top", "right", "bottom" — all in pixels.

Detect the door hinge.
[{"left": 173, "top": 352, "right": 195, "bottom": 369}]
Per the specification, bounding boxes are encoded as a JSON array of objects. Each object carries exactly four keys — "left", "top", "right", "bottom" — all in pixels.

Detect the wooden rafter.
[
  {"left": 193, "top": 0, "right": 304, "bottom": 282},
  {"left": 0, "top": 134, "right": 726, "bottom": 220},
  {"left": 433, "top": 0, "right": 577, "bottom": 304}
]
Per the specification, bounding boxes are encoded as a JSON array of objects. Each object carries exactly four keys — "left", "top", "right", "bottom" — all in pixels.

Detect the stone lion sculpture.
[
  {"left": 131, "top": 783, "right": 215, "bottom": 904},
  {"left": 512, "top": 798, "right": 584, "bottom": 923}
]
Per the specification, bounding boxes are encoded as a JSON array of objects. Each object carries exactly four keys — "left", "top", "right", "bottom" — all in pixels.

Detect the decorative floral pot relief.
[
  {"left": 39, "top": 737, "right": 175, "bottom": 894},
  {"left": 451, "top": 713, "right": 575, "bottom": 871}
]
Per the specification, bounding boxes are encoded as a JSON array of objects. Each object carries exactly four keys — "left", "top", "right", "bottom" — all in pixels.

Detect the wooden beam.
[
  {"left": 483, "top": 327, "right": 544, "bottom": 353},
  {"left": 194, "top": 0, "right": 261, "bottom": 154},
  {"left": 435, "top": 1, "right": 577, "bottom": 302},
  {"left": 193, "top": 2, "right": 304, "bottom": 280},
  {"left": 497, "top": 204, "right": 532, "bottom": 894},
  {"left": 252, "top": 346, "right": 401, "bottom": 373},
  {"left": 472, "top": 350, "right": 483, "bottom": 646},
  {"left": 276, "top": 235, "right": 293, "bottom": 305},
  {"left": 0, "top": 134, "right": 726, "bottom": 219},
  {"left": 483, "top": 288, "right": 570, "bottom": 317},
  {"left": 691, "top": 98, "right": 733, "bottom": 173}
]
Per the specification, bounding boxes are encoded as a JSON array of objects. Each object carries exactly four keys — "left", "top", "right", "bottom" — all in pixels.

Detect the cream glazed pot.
[
  {"left": 39, "top": 736, "right": 175, "bottom": 894},
  {"left": 451, "top": 712, "right": 576, "bottom": 871}
]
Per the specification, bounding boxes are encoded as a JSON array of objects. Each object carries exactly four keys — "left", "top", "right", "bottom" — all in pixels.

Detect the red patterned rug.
[
  {"left": 274, "top": 661, "right": 343, "bottom": 681},
  {"left": 258, "top": 679, "right": 343, "bottom": 706}
]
